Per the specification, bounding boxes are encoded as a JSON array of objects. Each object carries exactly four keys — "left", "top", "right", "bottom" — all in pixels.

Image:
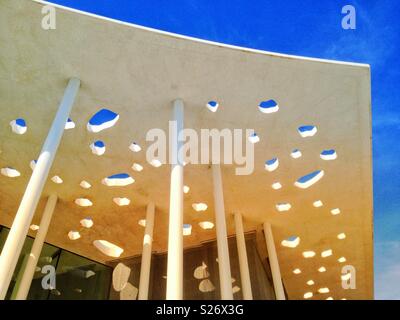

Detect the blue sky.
[{"left": 48, "top": 0, "right": 400, "bottom": 299}]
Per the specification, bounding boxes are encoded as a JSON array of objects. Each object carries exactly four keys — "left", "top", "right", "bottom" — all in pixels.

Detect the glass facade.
[
  {"left": 0, "top": 225, "right": 276, "bottom": 300},
  {"left": 0, "top": 226, "right": 112, "bottom": 300}
]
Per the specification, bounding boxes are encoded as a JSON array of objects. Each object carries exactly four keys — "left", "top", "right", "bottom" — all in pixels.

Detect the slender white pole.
[
  {"left": 10, "top": 254, "right": 29, "bottom": 300},
  {"left": 234, "top": 212, "right": 253, "bottom": 300},
  {"left": 138, "top": 202, "right": 155, "bottom": 300},
  {"left": 166, "top": 99, "right": 184, "bottom": 300},
  {"left": 15, "top": 194, "right": 58, "bottom": 300},
  {"left": 263, "top": 222, "right": 285, "bottom": 300},
  {"left": 0, "top": 78, "right": 80, "bottom": 299},
  {"left": 212, "top": 164, "right": 233, "bottom": 300}
]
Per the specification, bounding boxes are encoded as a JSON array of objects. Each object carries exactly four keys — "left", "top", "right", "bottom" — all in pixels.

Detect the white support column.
[
  {"left": 138, "top": 202, "right": 155, "bottom": 300},
  {"left": 263, "top": 222, "right": 285, "bottom": 300},
  {"left": 15, "top": 194, "right": 58, "bottom": 300},
  {"left": 10, "top": 254, "right": 29, "bottom": 300},
  {"left": 0, "top": 78, "right": 80, "bottom": 299},
  {"left": 212, "top": 164, "right": 233, "bottom": 300},
  {"left": 166, "top": 99, "right": 184, "bottom": 300},
  {"left": 234, "top": 212, "right": 253, "bottom": 300}
]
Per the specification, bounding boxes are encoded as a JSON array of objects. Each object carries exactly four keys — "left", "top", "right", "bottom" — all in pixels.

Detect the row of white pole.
[
  {"left": 212, "top": 163, "right": 234, "bottom": 299},
  {"left": 138, "top": 202, "right": 155, "bottom": 300},
  {"left": 0, "top": 78, "right": 80, "bottom": 299},
  {"left": 0, "top": 80, "right": 285, "bottom": 300},
  {"left": 166, "top": 99, "right": 185, "bottom": 299}
]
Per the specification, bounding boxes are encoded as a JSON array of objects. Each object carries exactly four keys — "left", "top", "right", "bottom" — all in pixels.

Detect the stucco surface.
[{"left": 0, "top": 0, "right": 373, "bottom": 299}]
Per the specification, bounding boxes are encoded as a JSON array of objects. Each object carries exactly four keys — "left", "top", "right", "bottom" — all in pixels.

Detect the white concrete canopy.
[{"left": 0, "top": 0, "right": 372, "bottom": 299}]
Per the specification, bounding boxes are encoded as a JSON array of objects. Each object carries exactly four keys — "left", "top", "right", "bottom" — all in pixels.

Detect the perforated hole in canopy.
[
  {"left": 129, "top": 142, "right": 141, "bottom": 153},
  {"left": 51, "top": 175, "right": 63, "bottom": 184},
  {"left": 321, "top": 249, "right": 333, "bottom": 258},
  {"left": 281, "top": 236, "right": 300, "bottom": 248},
  {"left": 131, "top": 163, "right": 143, "bottom": 172},
  {"left": 10, "top": 118, "right": 27, "bottom": 134},
  {"left": 80, "top": 217, "right": 94, "bottom": 228},
  {"left": 102, "top": 173, "right": 134, "bottom": 187},
  {"left": 1, "top": 167, "right": 21, "bottom": 178},
  {"left": 30, "top": 160, "right": 37, "bottom": 171},
  {"left": 192, "top": 203, "right": 207, "bottom": 212},
  {"left": 318, "top": 287, "right": 330, "bottom": 294},
  {"left": 80, "top": 180, "right": 91, "bottom": 189},
  {"left": 150, "top": 159, "right": 162, "bottom": 168},
  {"left": 258, "top": 99, "right": 279, "bottom": 114},
  {"left": 93, "top": 240, "right": 124, "bottom": 258},
  {"left": 87, "top": 108, "right": 119, "bottom": 133},
  {"left": 276, "top": 203, "right": 291, "bottom": 212},
  {"left": 303, "top": 292, "right": 313, "bottom": 299},
  {"left": 313, "top": 200, "right": 323, "bottom": 208},
  {"left": 265, "top": 158, "right": 279, "bottom": 172},
  {"left": 206, "top": 100, "right": 219, "bottom": 112},
  {"left": 65, "top": 118, "right": 75, "bottom": 130},
  {"left": 298, "top": 125, "right": 317, "bottom": 137},
  {"left": 199, "top": 221, "right": 214, "bottom": 230},
  {"left": 75, "top": 198, "right": 93, "bottom": 207},
  {"left": 291, "top": 149, "right": 302, "bottom": 159},
  {"left": 337, "top": 233, "right": 346, "bottom": 240},
  {"left": 318, "top": 266, "right": 327, "bottom": 273},
  {"left": 113, "top": 197, "right": 130, "bottom": 206},
  {"left": 320, "top": 149, "right": 337, "bottom": 160},
  {"left": 90, "top": 140, "right": 106, "bottom": 156},
  {"left": 338, "top": 257, "right": 346, "bottom": 263},
  {"left": 293, "top": 268, "right": 301, "bottom": 274},
  {"left": 183, "top": 224, "right": 192, "bottom": 236},
  {"left": 272, "top": 182, "right": 282, "bottom": 190},
  {"left": 303, "top": 251, "right": 316, "bottom": 258},
  {"left": 294, "top": 170, "right": 324, "bottom": 189},
  {"left": 68, "top": 231, "right": 81, "bottom": 240},
  {"left": 248, "top": 132, "right": 260, "bottom": 144}
]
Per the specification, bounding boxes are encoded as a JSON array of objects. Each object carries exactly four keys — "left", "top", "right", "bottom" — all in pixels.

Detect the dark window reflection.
[
  {"left": 108, "top": 234, "right": 276, "bottom": 300},
  {"left": 0, "top": 226, "right": 111, "bottom": 300}
]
